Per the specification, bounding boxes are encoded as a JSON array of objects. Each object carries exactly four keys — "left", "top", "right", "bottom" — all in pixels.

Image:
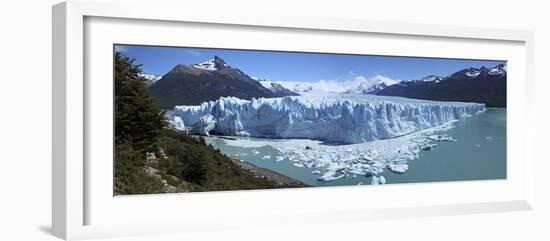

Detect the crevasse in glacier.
[{"left": 168, "top": 94, "right": 485, "bottom": 144}]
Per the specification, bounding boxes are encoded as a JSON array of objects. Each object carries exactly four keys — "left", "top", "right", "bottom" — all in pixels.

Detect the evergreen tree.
[
  {"left": 114, "top": 51, "right": 166, "bottom": 152},
  {"left": 114, "top": 51, "right": 166, "bottom": 195},
  {"left": 182, "top": 149, "right": 207, "bottom": 185}
]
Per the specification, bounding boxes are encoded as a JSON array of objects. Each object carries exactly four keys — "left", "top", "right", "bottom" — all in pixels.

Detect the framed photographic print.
[
  {"left": 113, "top": 44, "right": 506, "bottom": 192},
  {"left": 52, "top": 0, "right": 536, "bottom": 240}
]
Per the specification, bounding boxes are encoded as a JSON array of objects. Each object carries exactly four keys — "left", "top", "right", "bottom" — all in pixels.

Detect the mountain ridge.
[
  {"left": 148, "top": 56, "right": 298, "bottom": 109},
  {"left": 377, "top": 64, "right": 507, "bottom": 107}
]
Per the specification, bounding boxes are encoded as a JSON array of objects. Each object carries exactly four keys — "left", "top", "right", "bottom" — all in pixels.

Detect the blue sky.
[{"left": 115, "top": 44, "right": 505, "bottom": 82}]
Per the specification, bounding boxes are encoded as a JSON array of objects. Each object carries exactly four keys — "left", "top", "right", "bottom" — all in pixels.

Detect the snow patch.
[
  {"left": 465, "top": 70, "right": 480, "bottom": 78},
  {"left": 420, "top": 75, "right": 442, "bottom": 83},
  {"left": 488, "top": 64, "right": 506, "bottom": 76},
  {"left": 193, "top": 59, "right": 218, "bottom": 71},
  {"left": 257, "top": 79, "right": 274, "bottom": 89}
]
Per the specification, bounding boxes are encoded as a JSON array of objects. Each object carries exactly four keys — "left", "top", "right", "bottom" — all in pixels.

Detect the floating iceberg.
[
  {"left": 317, "top": 170, "right": 345, "bottom": 182},
  {"left": 388, "top": 163, "right": 409, "bottom": 174},
  {"left": 371, "top": 176, "right": 386, "bottom": 185},
  {"left": 428, "top": 135, "right": 456, "bottom": 142},
  {"left": 215, "top": 121, "right": 466, "bottom": 184},
  {"left": 169, "top": 94, "right": 485, "bottom": 144}
]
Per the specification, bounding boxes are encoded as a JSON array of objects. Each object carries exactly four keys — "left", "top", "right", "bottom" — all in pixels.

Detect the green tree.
[
  {"left": 182, "top": 150, "right": 207, "bottom": 185},
  {"left": 114, "top": 51, "right": 166, "bottom": 195},
  {"left": 114, "top": 51, "right": 166, "bottom": 152}
]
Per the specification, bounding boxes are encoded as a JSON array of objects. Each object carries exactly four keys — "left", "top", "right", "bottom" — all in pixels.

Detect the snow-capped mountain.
[
  {"left": 349, "top": 75, "right": 401, "bottom": 94},
  {"left": 253, "top": 78, "right": 299, "bottom": 96},
  {"left": 275, "top": 81, "right": 321, "bottom": 93},
  {"left": 377, "top": 64, "right": 507, "bottom": 107},
  {"left": 169, "top": 94, "right": 484, "bottom": 144},
  {"left": 148, "top": 56, "right": 297, "bottom": 108},
  {"left": 367, "top": 82, "right": 400, "bottom": 94},
  {"left": 488, "top": 64, "right": 506, "bottom": 76},
  {"left": 139, "top": 73, "right": 162, "bottom": 86},
  {"left": 275, "top": 75, "right": 401, "bottom": 95},
  {"left": 462, "top": 64, "right": 505, "bottom": 77}
]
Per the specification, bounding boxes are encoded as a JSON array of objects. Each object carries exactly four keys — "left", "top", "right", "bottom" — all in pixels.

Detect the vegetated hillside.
[
  {"left": 114, "top": 51, "right": 305, "bottom": 195},
  {"left": 148, "top": 56, "right": 298, "bottom": 109},
  {"left": 157, "top": 129, "right": 304, "bottom": 192}
]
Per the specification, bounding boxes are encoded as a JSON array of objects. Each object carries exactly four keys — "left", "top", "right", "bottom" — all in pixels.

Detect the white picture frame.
[{"left": 52, "top": 0, "right": 536, "bottom": 240}]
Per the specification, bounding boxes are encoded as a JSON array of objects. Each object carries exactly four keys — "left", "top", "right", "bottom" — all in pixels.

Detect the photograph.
[{"left": 113, "top": 44, "right": 507, "bottom": 195}]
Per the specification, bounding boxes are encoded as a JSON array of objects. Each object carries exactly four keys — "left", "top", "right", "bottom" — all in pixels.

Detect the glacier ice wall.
[{"left": 168, "top": 94, "right": 485, "bottom": 144}]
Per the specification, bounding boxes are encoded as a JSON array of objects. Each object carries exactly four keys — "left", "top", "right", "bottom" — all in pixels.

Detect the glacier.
[{"left": 168, "top": 94, "right": 485, "bottom": 144}]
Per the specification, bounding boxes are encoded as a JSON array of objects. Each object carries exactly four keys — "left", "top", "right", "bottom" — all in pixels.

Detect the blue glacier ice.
[{"left": 168, "top": 94, "right": 485, "bottom": 144}]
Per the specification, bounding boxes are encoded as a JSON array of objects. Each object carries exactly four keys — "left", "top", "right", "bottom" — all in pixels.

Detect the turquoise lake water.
[{"left": 205, "top": 109, "right": 506, "bottom": 186}]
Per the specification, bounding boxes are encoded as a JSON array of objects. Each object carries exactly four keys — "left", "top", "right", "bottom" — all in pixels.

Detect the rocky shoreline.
[{"left": 230, "top": 158, "right": 310, "bottom": 188}]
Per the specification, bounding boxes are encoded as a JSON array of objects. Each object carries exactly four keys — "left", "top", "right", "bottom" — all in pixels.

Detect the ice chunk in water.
[
  {"left": 389, "top": 163, "right": 409, "bottom": 174},
  {"left": 371, "top": 176, "right": 386, "bottom": 185},
  {"left": 317, "top": 170, "right": 344, "bottom": 181}
]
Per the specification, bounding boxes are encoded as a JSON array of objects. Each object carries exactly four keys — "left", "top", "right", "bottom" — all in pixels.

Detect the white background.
[
  {"left": 85, "top": 15, "right": 529, "bottom": 231},
  {"left": 0, "top": 0, "right": 548, "bottom": 240}
]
